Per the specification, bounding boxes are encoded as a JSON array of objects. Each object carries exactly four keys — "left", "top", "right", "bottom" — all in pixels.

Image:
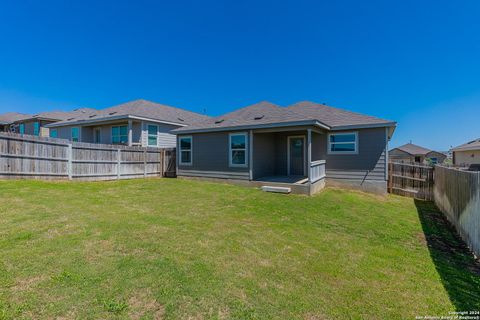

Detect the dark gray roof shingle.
[
  {"left": 174, "top": 100, "right": 395, "bottom": 133},
  {"left": 49, "top": 99, "right": 209, "bottom": 127},
  {"left": 287, "top": 101, "right": 394, "bottom": 128}
]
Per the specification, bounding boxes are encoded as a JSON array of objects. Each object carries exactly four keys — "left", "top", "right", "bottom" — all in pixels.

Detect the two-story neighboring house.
[
  {"left": 45, "top": 99, "right": 209, "bottom": 148},
  {"left": 13, "top": 109, "right": 96, "bottom": 137},
  {"left": 0, "top": 112, "right": 30, "bottom": 132}
]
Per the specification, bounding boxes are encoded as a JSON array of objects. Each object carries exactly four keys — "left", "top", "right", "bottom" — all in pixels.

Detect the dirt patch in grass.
[
  {"left": 128, "top": 289, "right": 165, "bottom": 320},
  {"left": 11, "top": 275, "right": 47, "bottom": 293}
]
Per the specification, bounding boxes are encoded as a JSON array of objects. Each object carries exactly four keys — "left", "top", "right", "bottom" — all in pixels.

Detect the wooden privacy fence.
[
  {"left": 434, "top": 166, "right": 480, "bottom": 257},
  {"left": 0, "top": 132, "right": 176, "bottom": 181},
  {"left": 388, "top": 162, "right": 434, "bottom": 200}
]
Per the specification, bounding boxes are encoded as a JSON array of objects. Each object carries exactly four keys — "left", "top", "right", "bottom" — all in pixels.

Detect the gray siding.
[
  {"left": 178, "top": 127, "right": 388, "bottom": 183},
  {"left": 252, "top": 133, "right": 276, "bottom": 179},
  {"left": 52, "top": 121, "right": 177, "bottom": 148},
  {"left": 177, "top": 131, "right": 250, "bottom": 180},
  {"left": 319, "top": 128, "right": 387, "bottom": 181}
]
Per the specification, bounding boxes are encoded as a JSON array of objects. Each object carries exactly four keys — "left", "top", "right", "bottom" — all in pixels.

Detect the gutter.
[{"left": 172, "top": 120, "right": 331, "bottom": 134}]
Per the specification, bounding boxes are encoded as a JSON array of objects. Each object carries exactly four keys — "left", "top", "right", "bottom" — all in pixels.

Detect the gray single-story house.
[
  {"left": 0, "top": 112, "right": 31, "bottom": 132},
  {"left": 173, "top": 101, "right": 396, "bottom": 195},
  {"left": 45, "top": 99, "right": 209, "bottom": 148},
  {"left": 389, "top": 143, "right": 446, "bottom": 165}
]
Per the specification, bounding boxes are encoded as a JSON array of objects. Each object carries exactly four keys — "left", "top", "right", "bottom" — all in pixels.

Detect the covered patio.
[{"left": 250, "top": 126, "right": 327, "bottom": 194}]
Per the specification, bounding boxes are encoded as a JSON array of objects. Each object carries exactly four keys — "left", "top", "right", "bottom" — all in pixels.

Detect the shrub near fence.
[
  {"left": 0, "top": 132, "right": 176, "bottom": 181},
  {"left": 434, "top": 165, "right": 480, "bottom": 257}
]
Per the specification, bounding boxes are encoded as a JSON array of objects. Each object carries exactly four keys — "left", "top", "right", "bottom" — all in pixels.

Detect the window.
[
  {"left": 148, "top": 125, "right": 158, "bottom": 147},
  {"left": 328, "top": 132, "right": 358, "bottom": 154},
  {"left": 414, "top": 156, "right": 421, "bottom": 163},
  {"left": 179, "top": 136, "right": 192, "bottom": 165},
  {"left": 19, "top": 124, "right": 25, "bottom": 134},
  {"left": 50, "top": 129, "right": 58, "bottom": 138},
  {"left": 229, "top": 133, "right": 247, "bottom": 167},
  {"left": 430, "top": 157, "right": 438, "bottom": 164},
  {"left": 33, "top": 122, "right": 40, "bottom": 136},
  {"left": 71, "top": 127, "right": 79, "bottom": 142},
  {"left": 112, "top": 125, "right": 128, "bottom": 144}
]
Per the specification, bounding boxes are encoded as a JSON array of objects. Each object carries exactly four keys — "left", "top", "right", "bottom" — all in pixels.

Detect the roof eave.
[
  {"left": 330, "top": 122, "right": 397, "bottom": 131},
  {"left": 172, "top": 120, "right": 330, "bottom": 134},
  {"left": 46, "top": 114, "right": 188, "bottom": 128}
]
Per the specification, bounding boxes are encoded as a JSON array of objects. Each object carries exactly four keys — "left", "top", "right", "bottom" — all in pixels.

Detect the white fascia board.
[{"left": 172, "top": 120, "right": 330, "bottom": 135}]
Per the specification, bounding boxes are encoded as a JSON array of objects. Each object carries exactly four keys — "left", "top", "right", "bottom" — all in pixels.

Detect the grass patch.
[{"left": 0, "top": 178, "right": 479, "bottom": 319}]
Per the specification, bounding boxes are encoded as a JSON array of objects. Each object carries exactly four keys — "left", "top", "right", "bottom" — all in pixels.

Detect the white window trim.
[
  {"left": 111, "top": 125, "right": 128, "bottom": 145},
  {"left": 71, "top": 127, "right": 80, "bottom": 142},
  {"left": 229, "top": 132, "right": 248, "bottom": 168},
  {"left": 147, "top": 124, "right": 159, "bottom": 147},
  {"left": 287, "top": 135, "right": 306, "bottom": 176},
  {"left": 327, "top": 131, "right": 358, "bottom": 155},
  {"left": 179, "top": 136, "right": 193, "bottom": 166}
]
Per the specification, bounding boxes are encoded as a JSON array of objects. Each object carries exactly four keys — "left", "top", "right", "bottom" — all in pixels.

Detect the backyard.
[{"left": 0, "top": 178, "right": 479, "bottom": 319}]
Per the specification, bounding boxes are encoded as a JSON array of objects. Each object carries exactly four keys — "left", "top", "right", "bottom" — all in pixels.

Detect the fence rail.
[
  {"left": 434, "top": 165, "right": 480, "bottom": 257},
  {"left": 388, "top": 162, "right": 434, "bottom": 200},
  {"left": 0, "top": 132, "right": 176, "bottom": 181}
]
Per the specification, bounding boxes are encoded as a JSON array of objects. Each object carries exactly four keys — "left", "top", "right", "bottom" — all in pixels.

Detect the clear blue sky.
[{"left": 0, "top": 0, "right": 479, "bottom": 150}]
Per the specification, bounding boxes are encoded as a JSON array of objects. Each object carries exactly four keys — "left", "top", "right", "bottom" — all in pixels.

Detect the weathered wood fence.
[
  {"left": 0, "top": 132, "right": 176, "bottom": 181},
  {"left": 388, "top": 162, "right": 434, "bottom": 200},
  {"left": 434, "top": 165, "right": 480, "bottom": 257}
]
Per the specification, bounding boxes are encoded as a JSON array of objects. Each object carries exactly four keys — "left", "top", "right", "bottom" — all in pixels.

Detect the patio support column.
[
  {"left": 127, "top": 119, "right": 133, "bottom": 147},
  {"left": 307, "top": 129, "right": 312, "bottom": 182},
  {"left": 249, "top": 130, "right": 253, "bottom": 181}
]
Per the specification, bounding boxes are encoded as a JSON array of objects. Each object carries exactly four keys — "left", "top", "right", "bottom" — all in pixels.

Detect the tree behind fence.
[{"left": 0, "top": 132, "right": 176, "bottom": 180}]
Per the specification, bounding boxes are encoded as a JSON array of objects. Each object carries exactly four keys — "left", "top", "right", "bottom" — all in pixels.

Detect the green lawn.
[{"left": 0, "top": 179, "right": 479, "bottom": 319}]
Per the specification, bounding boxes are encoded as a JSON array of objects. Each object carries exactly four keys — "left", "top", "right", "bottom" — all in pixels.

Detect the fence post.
[
  {"left": 67, "top": 144, "right": 73, "bottom": 180},
  {"left": 143, "top": 149, "right": 147, "bottom": 178},
  {"left": 162, "top": 149, "right": 166, "bottom": 177},
  {"left": 117, "top": 149, "right": 121, "bottom": 180}
]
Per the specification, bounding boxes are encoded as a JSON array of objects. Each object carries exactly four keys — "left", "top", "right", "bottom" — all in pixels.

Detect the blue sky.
[{"left": 0, "top": 0, "right": 479, "bottom": 150}]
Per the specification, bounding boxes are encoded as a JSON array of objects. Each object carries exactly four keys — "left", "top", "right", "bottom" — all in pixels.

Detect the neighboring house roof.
[
  {"left": 452, "top": 138, "right": 480, "bottom": 152},
  {"left": 391, "top": 143, "right": 432, "bottom": 156},
  {"left": 0, "top": 112, "right": 31, "bottom": 124},
  {"left": 47, "top": 99, "right": 209, "bottom": 128},
  {"left": 15, "top": 108, "right": 97, "bottom": 123},
  {"left": 173, "top": 101, "right": 396, "bottom": 133}
]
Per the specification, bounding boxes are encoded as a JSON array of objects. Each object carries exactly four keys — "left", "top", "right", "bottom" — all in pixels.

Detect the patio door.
[{"left": 288, "top": 136, "right": 306, "bottom": 176}]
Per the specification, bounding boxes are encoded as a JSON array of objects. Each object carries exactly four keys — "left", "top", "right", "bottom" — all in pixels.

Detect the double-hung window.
[
  {"left": 50, "top": 129, "right": 58, "bottom": 138},
  {"left": 328, "top": 132, "right": 358, "bottom": 154},
  {"left": 33, "top": 122, "right": 40, "bottom": 136},
  {"left": 112, "top": 125, "right": 128, "bottom": 144},
  {"left": 71, "top": 127, "right": 79, "bottom": 142},
  {"left": 148, "top": 125, "right": 158, "bottom": 147},
  {"left": 229, "top": 133, "right": 247, "bottom": 167},
  {"left": 179, "top": 136, "right": 192, "bottom": 165}
]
